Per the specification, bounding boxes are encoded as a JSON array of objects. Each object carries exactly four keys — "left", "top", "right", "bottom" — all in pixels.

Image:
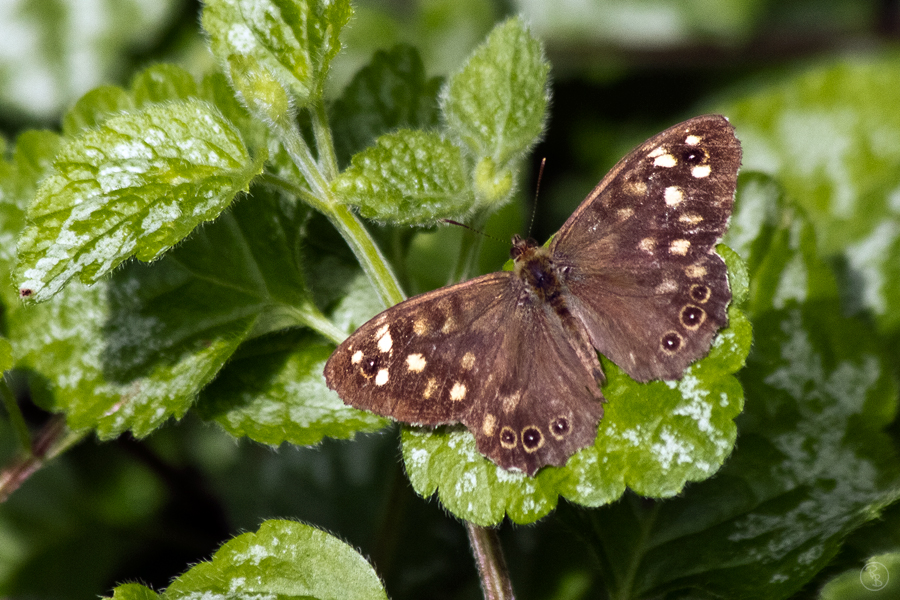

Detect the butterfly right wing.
[
  {"left": 550, "top": 115, "right": 740, "bottom": 382},
  {"left": 324, "top": 272, "right": 604, "bottom": 475}
]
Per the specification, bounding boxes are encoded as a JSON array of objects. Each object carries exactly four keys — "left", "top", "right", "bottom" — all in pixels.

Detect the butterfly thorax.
[{"left": 511, "top": 234, "right": 563, "bottom": 304}]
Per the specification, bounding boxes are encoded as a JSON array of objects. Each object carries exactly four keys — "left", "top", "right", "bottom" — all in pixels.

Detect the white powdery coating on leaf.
[
  {"left": 728, "top": 312, "right": 885, "bottom": 561},
  {"left": 227, "top": 23, "right": 257, "bottom": 54},
  {"left": 651, "top": 428, "right": 695, "bottom": 470},
  {"left": 235, "top": 543, "right": 274, "bottom": 566},
  {"left": 619, "top": 424, "right": 645, "bottom": 446},
  {"left": 455, "top": 470, "right": 478, "bottom": 495},
  {"left": 493, "top": 465, "right": 525, "bottom": 483},
  {"left": 407, "top": 447, "right": 430, "bottom": 469},
  {"left": 141, "top": 200, "right": 182, "bottom": 234},
  {"left": 111, "top": 139, "right": 153, "bottom": 161},
  {"left": 672, "top": 375, "right": 713, "bottom": 433},
  {"left": 845, "top": 220, "right": 900, "bottom": 315},
  {"left": 193, "top": 192, "right": 224, "bottom": 217},
  {"left": 20, "top": 100, "right": 249, "bottom": 299}
]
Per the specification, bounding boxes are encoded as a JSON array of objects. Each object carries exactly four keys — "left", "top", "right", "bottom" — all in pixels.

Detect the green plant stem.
[
  {"left": 0, "top": 416, "right": 85, "bottom": 502},
  {"left": 311, "top": 101, "right": 339, "bottom": 181},
  {"left": 275, "top": 122, "right": 405, "bottom": 308},
  {"left": 467, "top": 523, "right": 516, "bottom": 600},
  {"left": 1, "top": 378, "right": 31, "bottom": 453},
  {"left": 292, "top": 300, "right": 348, "bottom": 344}
]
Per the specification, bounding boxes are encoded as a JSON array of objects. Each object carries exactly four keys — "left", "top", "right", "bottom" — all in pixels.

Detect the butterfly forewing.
[
  {"left": 325, "top": 115, "right": 741, "bottom": 476},
  {"left": 324, "top": 274, "right": 512, "bottom": 425},
  {"left": 551, "top": 115, "right": 740, "bottom": 381}
]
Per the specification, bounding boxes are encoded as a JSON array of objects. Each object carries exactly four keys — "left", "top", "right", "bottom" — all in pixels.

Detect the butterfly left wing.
[
  {"left": 324, "top": 274, "right": 513, "bottom": 426},
  {"left": 549, "top": 115, "right": 741, "bottom": 381},
  {"left": 324, "top": 271, "right": 605, "bottom": 475}
]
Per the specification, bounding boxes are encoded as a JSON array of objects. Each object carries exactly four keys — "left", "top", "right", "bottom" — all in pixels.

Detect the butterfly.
[{"left": 324, "top": 115, "right": 742, "bottom": 475}]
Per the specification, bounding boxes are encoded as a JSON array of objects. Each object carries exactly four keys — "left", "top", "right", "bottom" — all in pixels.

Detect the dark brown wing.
[
  {"left": 549, "top": 115, "right": 741, "bottom": 381},
  {"left": 324, "top": 273, "right": 604, "bottom": 475}
]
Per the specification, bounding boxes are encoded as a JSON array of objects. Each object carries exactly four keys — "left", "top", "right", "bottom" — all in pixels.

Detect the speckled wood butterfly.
[{"left": 325, "top": 115, "right": 742, "bottom": 475}]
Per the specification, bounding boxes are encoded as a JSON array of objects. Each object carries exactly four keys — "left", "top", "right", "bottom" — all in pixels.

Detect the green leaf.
[
  {"left": 566, "top": 302, "right": 900, "bottom": 600},
  {"left": 441, "top": 16, "right": 549, "bottom": 205},
  {"left": 724, "top": 55, "right": 900, "bottom": 333},
  {"left": 0, "top": 130, "right": 62, "bottom": 309},
  {"left": 10, "top": 281, "right": 251, "bottom": 437},
  {"left": 62, "top": 85, "right": 135, "bottom": 136},
  {"left": 197, "top": 330, "right": 388, "bottom": 446},
  {"left": 200, "top": 71, "right": 270, "bottom": 153},
  {"left": 333, "top": 129, "right": 470, "bottom": 225},
  {"left": 8, "top": 185, "right": 316, "bottom": 437},
  {"left": 400, "top": 248, "right": 750, "bottom": 526},
  {"left": 202, "top": 0, "right": 353, "bottom": 107},
  {"left": 725, "top": 173, "right": 840, "bottom": 313},
  {"left": 162, "top": 520, "right": 387, "bottom": 600},
  {"left": 15, "top": 99, "right": 261, "bottom": 303},
  {"left": 331, "top": 44, "right": 442, "bottom": 167},
  {"left": 226, "top": 54, "right": 295, "bottom": 128},
  {"left": 820, "top": 552, "right": 900, "bottom": 599},
  {"left": 0, "top": 337, "right": 11, "bottom": 372},
  {"left": 559, "top": 200, "right": 900, "bottom": 600},
  {"left": 106, "top": 583, "right": 160, "bottom": 600},
  {"left": 131, "top": 63, "right": 199, "bottom": 107}
]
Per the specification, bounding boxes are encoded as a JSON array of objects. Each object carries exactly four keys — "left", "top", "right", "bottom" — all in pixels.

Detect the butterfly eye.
[
  {"left": 521, "top": 427, "right": 544, "bottom": 452},
  {"left": 550, "top": 416, "right": 570, "bottom": 439},
  {"left": 690, "top": 283, "right": 711, "bottom": 303},
  {"left": 681, "top": 147, "right": 707, "bottom": 165},
  {"left": 500, "top": 427, "right": 517, "bottom": 449},
  {"left": 661, "top": 332, "right": 683, "bottom": 354},
  {"left": 680, "top": 305, "right": 706, "bottom": 330}
]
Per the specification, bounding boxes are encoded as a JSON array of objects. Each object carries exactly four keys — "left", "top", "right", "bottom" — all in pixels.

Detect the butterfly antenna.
[
  {"left": 527, "top": 158, "right": 547, "bottom": 238},
  {"left": 440, "top": 219, "right": 503, "bottom": 243}
]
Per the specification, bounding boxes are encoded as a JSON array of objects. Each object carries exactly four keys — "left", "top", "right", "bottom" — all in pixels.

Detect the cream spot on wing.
[
  {"left": 670, "top": 239, "right": 691, "bottom": 255},
  {"left": 639, "top": 237, "right": 655, "bottom": 254},
  {"left": 654, "top": 154, "right": 677, "bottom": 168},
  {"left": 423, "top": 378, "right": 437, "bottom": 399},
  {"left": 461, "top": 352, "right": 476, "bottom": 370},
  {"left": 501, "top": 392, "right": 521, "bottom": 413},
  {"left": 450, "top": 382, "right": 467, "bottom": 401},
  {"left": 685, "top": 264, "right": 707, "bottom": 278},
  {"left": 664, "top": 186, "right": 684, "bottom": 206},
  {"left": 406, "top": 353, "right": 426, "bottom": 372},
  {"left": 685, "top": 134, "right": 701, "bottom": 145},
  {"left": 617, "top": 207, "right": 634, "bottom": 220},
  {"left": 375, "top": 324, "right": 389, "bottom": 338},
  {"left": 655, "top": 279, "right": 678, "bottom": 294},
  {"left": 625, "top": 180, "right": 647, "bottom": 197},
  {"left": 692, "top": 164, "right": 711, "bottom": 178},
  {"left": 679, "top": 213, "right": 703, "bottom": 225},
  {"left": 441, "top": 315, "right": 455, "bottom": 334},
  {"left": 375, "top": 369, "right": 389, "bottom": 386},
  {"left": 413, "top": 319, "right": 429, "bottom": 335},
  {"left": 351, "top": 350, "right": 363, "bottom": 364},
  {"left": 377, "top": 329, "right": 393, "bottom": 353},
  {"left": 648, "top": 146, "right": 665, "bottom": 158},
  {"left": 482, "top": 413, "right": 497, "bottom": 437}
]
